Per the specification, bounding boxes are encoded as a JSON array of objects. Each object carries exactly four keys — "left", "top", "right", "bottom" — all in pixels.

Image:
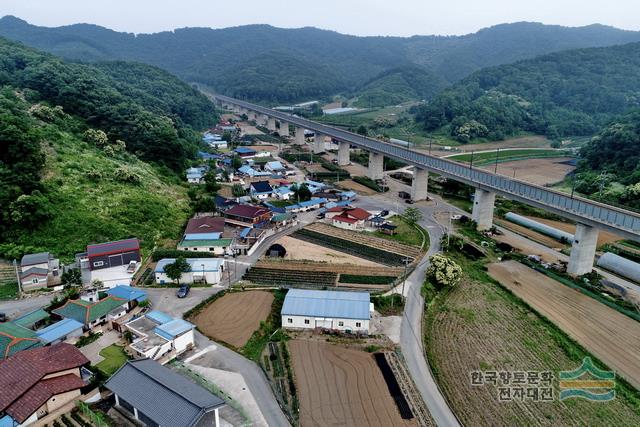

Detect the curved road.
[{"left": 358, "top": 190, "right": 461, "bottom": 427}]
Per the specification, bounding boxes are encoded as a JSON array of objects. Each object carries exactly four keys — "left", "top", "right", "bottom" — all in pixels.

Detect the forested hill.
[
  {"left": 2, "top": 16, "right": 640, "bottom": 103},
  {"left": 0, "top": 38, "right": 215, "bottom": 259},
  {"left": 416, "top": 42, "right": 640, "bottom": 142}
]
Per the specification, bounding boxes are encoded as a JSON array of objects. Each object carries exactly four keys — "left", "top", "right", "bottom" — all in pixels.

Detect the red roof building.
[
  {"left": 0, "top": 343, "right": 90, "bottom": 425},
  {"left": 224, "top": 204, "right": 271, "bottom": 228},
  {"left": 85, "top": 238, "right": 141, "bottom": 271},
  {"left": 185, "top": 216, "right": 225, "bottom": 234},
  {"left": 329, "top": 207, "right": 371, "bottom": 230}
]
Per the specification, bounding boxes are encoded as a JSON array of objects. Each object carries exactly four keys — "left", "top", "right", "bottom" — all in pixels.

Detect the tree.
[
  {"left": 61, "top": 268, "right": 82, "bottom": 287},
  {"left": 426, "top": 254, "right": 463, "bottom": 289},
  {"left": 232, "top": 155, "right": 243, "bottom": 170},
  {"left": 292, "top": 183, "right": 312, "bottom": 202},
  {"left": 164, "top": 257, "right": 191, "bottom": 285},
  {"left": 204, "top": 170, "right": 220, "bottom": 193},
  {"left": 402, "top": 207, "right": 423, "bottom": 225},
  {"left": 356, "top": 125, "right": 368, "bottom": 136},
  {"left": 232, "top": 183, "right": 247, "bottom": 197}
]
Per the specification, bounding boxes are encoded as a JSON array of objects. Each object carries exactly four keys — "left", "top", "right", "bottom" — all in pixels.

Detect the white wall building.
[
  {"left": 155, "top": 258, "right": 225, "bottom": 285},
  {"left": 281, "top": 289, "right": 371, "bottom": 334},
  {"left": 126, "top": 310, "right": 195, "bottom": 361}
]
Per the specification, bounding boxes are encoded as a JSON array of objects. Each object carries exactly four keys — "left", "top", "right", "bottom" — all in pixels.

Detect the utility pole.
[
  {"left": 494, "top": 148, "right": 500, "bottom": 174},
  {"left": 13, "top": 259, "right": 22, "bottom": 297},
  {"left": 469, "top": 151, "right": 474, "bottom": 170}
]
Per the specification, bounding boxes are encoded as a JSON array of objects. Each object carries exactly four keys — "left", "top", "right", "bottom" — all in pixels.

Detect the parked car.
[
  {"left": 177, "top": 284, "right": 190, "bottom": 298},
  {"left": 405, "top": 199, "right": 415, "bottom": 204},
  {"left": 126, "top": 260, "right": 138, "bottom": 274},
  {"left": 398, "top": 191, "right": 411, "bottom": 200},
  {"left": 0, "top": 313, "right": 6, "bottom": 322}
]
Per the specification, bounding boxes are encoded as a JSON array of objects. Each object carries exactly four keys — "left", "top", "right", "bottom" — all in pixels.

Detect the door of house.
[
  {"left": 108, "top": 254, "right": 124, "bottom": 267},
  {"left": 315, "top": 318, "right": 332, "bottom": 329}
]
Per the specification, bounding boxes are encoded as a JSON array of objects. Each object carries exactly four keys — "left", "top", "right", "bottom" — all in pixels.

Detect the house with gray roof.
[
  {"left": 19, "top": 252, "right": 60, "bottom": 290},
  {"left": 281, "top": 289, "right": 372, "bottom": 334},
  {"left": 105, "top": 359, "right": 225, "bottom": 427}
]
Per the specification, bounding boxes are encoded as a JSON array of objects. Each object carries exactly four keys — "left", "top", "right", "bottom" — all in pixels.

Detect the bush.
[
  {"left": 152, "top": 249, "right": 218, "bottom": 262},
  {"left": 75, "top": 332, "right": 103, "bottom": 348},
  {"left": 426, "top": 254, "right": 463, "bottom": 289},
  {"left": 339, "top": 274, "right": 396, "bottom": 284},
  {"left": 352, "top": 176, "right": 386, "bottom": 192}
]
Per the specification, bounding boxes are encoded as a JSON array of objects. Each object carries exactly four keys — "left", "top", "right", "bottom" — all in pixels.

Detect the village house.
[
  {"left": 327, "top": 207, "right": 371, "bottom": 230},
  {"left": 274, "top": 185, "right": 294, "bottom": 200},
  {"left": 78, "top": 238, "right": 141, "bottom": 272},
  {"left": 224, "top": 204, "right": 272, "bottom": 228},
  {"left": 264, "top": 160, "right": 285, "bottom": 174},
  {"left": 0, "top": 322, "right": 41, "bottom": 360},
  {"left": 105, "top": 359, "right": 225, "bottom": 427},
  {"left": 19, "top": 252, "right": 60, "bottom": 291},
  {"left": 177, "top": 218, "right": 232, "bottom": 255},
  {"left": 250, "top": 180, "right": 274, "bottom": 199},
  {"left": 125, "top": 311, "right": 195, "bottom": 361},
  {"left": 281, "top": 289, "right": 372, "bottom": 334},
  {"left": 0, "top": 343, "right": 93, "bottom": 427},
  {"left": 154, "top": 258, "right": 225, "bottom": 285},
  {"left": 186, "top": 166, "right": 207, "bottom": 184},
  {"left": 52, "top": 294, "right": 129, "bottom": 332},
  {"left": 234, "top": 146, "right": 257, "bottom": 158}
]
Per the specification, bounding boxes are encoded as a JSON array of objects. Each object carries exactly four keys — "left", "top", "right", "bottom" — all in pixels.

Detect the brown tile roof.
[
  {"left": 342, "top": 207, "right": 371, "bottom": 220},
  {"left": 0, "top": 343, "right": 89, "bottom": 421},
  {"left": 185, "top": 216, "right": 225, "bottom": 234},
  {"left": 6, "top": 374, "right": 85, "bottom": 422},
  {"left": 225, "top": 204, "right": 270, "bottom": 219}
]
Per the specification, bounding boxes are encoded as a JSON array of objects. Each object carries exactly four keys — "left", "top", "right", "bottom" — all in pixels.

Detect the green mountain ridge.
[
  {"left": 3, "top": 16, "right": 640, "bottom": 103},
  {"left": 0, "top": 38, "right": 215, "bottom": 260},
  {"left": 416, "top": 42, "right": 640, "bottom": 141}
]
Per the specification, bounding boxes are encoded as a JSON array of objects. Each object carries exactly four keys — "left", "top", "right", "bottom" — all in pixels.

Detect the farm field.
[
  {"left": 305, "top": 223, "right": 423, "bottom": 258},
  {"left": 289, "top": 339, "right": 418, "bottom": 427},
  {"left": 481, "top": 157, "right": 576, "bottom": 186},
  {"left": 335, "top": 178, "right": 378, "bottom": 195},
  {"left": 274, "top": 236, "right": 382, "bottom": 266},
  {"left": 447, "top": 148, "right": 565, "bottom": 164},
  {"left": 524, "top": 216, "right": 620, "bottom": 246},
  {"left": 488, "top": 261, "right": 640, "bottom": 389},
  {"left": 425, "top": 259, "right": 640, "bottom": 426},
  {"left": 254, "top": 259, "right": 403, "bottom": 276},
  {"left": 194, "top": 291, "right": 274, "bottom": 348},
  {"left": 422, "top": 135, "right": 552, "bottom": 156}
]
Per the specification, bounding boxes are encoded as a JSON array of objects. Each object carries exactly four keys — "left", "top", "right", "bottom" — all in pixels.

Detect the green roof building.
[
  {"left": 0, "top": 322, "right": 41, "bottom": 360},
  {"left": 53, "top": 296, "right": 127, "bottom": 326}
]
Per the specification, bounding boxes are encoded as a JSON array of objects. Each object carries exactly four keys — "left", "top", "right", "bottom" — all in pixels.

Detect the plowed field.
[
  {"left": 194, "top": 291, "right": 273, "bottom": 348},
  {"left": 289, "top": 339, "right": 417, "bottom": 427}
]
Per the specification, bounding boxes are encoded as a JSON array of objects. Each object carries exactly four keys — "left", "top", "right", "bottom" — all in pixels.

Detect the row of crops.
[
  {"left": 293, "top": 229, "right": 409, "bottom": 266},
  {"left": 243, "top": 267, "right": 338, "bottom": 287}
]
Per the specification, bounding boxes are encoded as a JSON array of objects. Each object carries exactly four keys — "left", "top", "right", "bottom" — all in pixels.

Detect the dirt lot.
[
  {"left": 305, "top": 163, "right": 329, "bottom": 173},
  {"left": 524, "top": 216, "right": 620, "bottom": 246},
  {"left": 488, "top": 261, "right": 640, "bottom": 389},
  {"left": 238, "top": 122, "right": 264, "bottom": 135},
  {"left": 276, "top": 236, "right": 383, "bottom": 266},
  {"left": 480, "top": 157, "right": 575, "bottom": 186},
  {"left": 246, "top": 144, "right": 278, "bottom": 153},
  {"left": 336, "top": 179, "right": 377, "bottom": 195},
  {"left": 426, "top": 261, "right": 640, "bottom": 426},
  {"left": 289, "top": 339, "right": 417, "bottom": 427},
  {"left": 194, "top": 291, "right": 274, "bottom": 348},
  {"left": 492, "top": 232, "right": 562, "bottom": 263}
]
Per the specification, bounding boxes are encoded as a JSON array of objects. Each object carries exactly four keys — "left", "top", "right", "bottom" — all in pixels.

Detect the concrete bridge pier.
[
  {"left": 337, "top": 141, "right": 350, "bottom": 166},
  {"left": 471, "top": 188, "right": 496, "bottom": 230},
  {"left": 314, "top": 134, "right": 325, "bottom": 154},
  {"left": 267, "top": 117, "right": 277, "bottom": 132},
  {"left": 295, "top": 127, "right": 306, "bottom": 145},
  {"left": 279, "top": 121, "right": 289, "bottom": 136},
  {"left": 567, "top": 224, "right": 599, "bottom": 276},
  {"left": 411, "top": 167, "right": 429, "bottom": 201},
  {"left": 368, "top": 152, "right": 384, "bottom": 180}
]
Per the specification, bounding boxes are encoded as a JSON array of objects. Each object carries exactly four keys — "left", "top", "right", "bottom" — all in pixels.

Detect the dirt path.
[
  {"left": 194, "top": 291, "right": 274, "bottom": 348},
  {"left": 275, "top": 236, "right": 383, "bottom": 266},
  {"left": 488, "top": 261, "right": 640, "bottom": 389},
  {"left": 289, "top": 339, "right": 417, "bottom": 427}
]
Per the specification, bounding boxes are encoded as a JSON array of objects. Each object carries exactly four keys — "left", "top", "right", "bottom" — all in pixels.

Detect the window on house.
[
  {"left": 356, "top": 322, "right": 361, "bottom": 327},
  {"left": 93, "top": 261, "right": 104, "bottom": 267},
  {"left": 338, "top": 321, "right": 344, "bottom": 326},
  {"left": 32, "top": 278, "right": 38, "bottom": 284},
  {"left": 304, "top": 319, "right": 310, "bottom": 325},
  {"left": 287, "top": 318, "right": 293, "bottom": 323},
  {"left": 209, "top": 248, "right": 215, "bottom": 251}
]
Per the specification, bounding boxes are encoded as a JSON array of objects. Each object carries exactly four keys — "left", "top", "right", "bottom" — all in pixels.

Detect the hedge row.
[
  {"left": 339, "top": 274, "right": 396, "bottom": 284},
  {"left": 152, "top": 249, "right": 218, "bottom": 262}
]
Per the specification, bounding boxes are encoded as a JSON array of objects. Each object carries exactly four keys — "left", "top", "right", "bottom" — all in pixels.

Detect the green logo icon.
[{"left": 559, "top": 357, "right": 615, "bottom": 401}]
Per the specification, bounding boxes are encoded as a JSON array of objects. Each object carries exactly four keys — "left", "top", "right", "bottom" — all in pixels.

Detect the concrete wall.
[
  {"left": 155, "top": 270, "right": 222, "bottom": 285},
  {"left": 173, "top": 330, "right": 195, "bottom": 354}
]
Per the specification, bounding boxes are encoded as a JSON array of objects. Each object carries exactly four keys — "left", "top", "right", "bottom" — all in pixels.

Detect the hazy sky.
[{"left": 3, "top": 0, "right": 640, "bottom": 36}]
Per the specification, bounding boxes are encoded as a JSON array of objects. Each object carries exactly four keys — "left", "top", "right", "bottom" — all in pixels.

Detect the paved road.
[
  {"left": 358, "top": 189, "right": 461, "bottom": 427},
  {"left": 0, "top": 294, "right": 54, "bottom": 319}
]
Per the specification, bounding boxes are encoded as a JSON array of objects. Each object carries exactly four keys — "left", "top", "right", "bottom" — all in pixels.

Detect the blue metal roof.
[
  {"left": 239, "top": 227, "right": 252, "bottom": 238},
  {"left": 281, "top": 289, "right": 370, "bottom": 320},
  {"left": 35, "top": 318, "right": 84, "bottom": 344},
  {"left": 146, "top": 310, "right": 174, "bottom": 325},
  {"left": 107, "top": 285, "right": 148, "bottom": 302},
  {"left": 235, "top": 147, "right": 256, "bottom": 154},
  {"left": 183, "top": 232, "right": 221, "bottom": 241},
  {"left": 154, "top": 319, "right": 194, "bottom": 340}
]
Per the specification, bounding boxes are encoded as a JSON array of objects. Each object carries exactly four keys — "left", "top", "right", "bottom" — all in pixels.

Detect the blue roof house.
[
  {"left": 281, "top": 289, "right": 371, "bottom": 334},
  {"left": 250, "top": 181, "right": 274, "bottom": 200},
  {"left": 125, "top": 310, "right": 196, "bottom": 361},
  {"left": 35, "top": 318, "right": 84, "bottom": 345}
]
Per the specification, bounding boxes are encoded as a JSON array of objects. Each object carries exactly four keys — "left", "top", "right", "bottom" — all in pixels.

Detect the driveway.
[
  {"left": 79, "top": 329, "right": 120, "bottom": 364},
  {"left": 0, "top": 294, "right": 54, "bottom": 320},
  {"left": 142, "top": 287, "right": 223, "bottom": 318}
]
